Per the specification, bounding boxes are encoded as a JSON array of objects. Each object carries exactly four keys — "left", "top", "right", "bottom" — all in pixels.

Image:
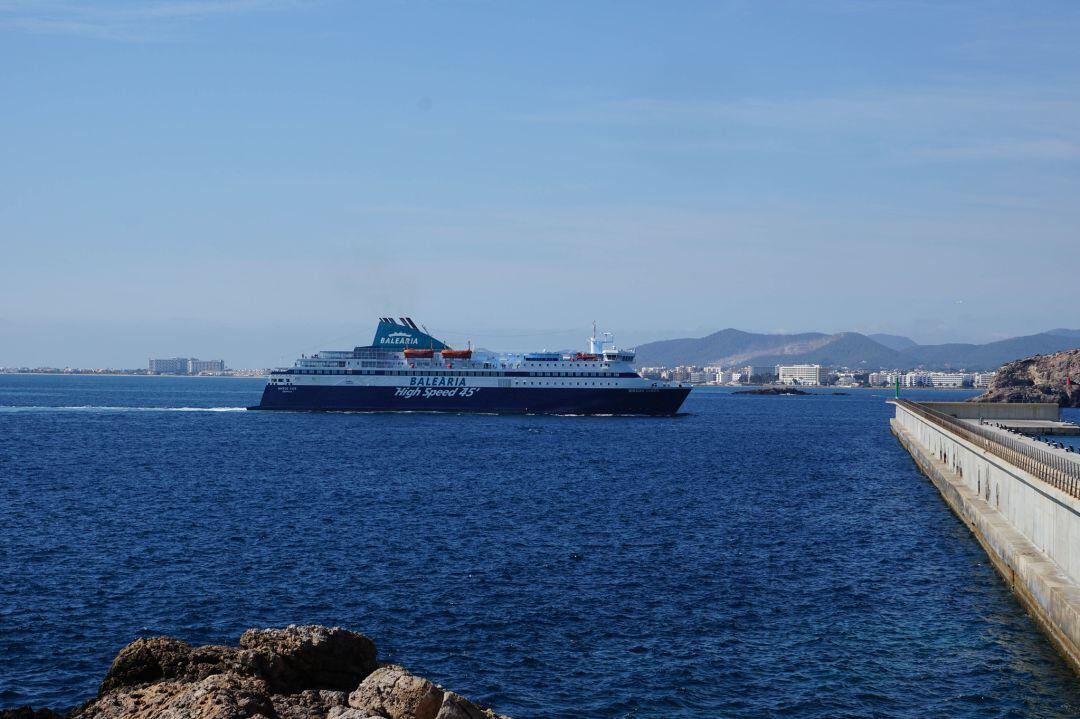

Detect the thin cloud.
[
  {"left": 909, "top": 139, "right": 1080, "bottom": 162},
  {"left": 0, "top": 0, "right": 309, "bottom": 40},
  {"left": 522, "top": 89, "right": 1080, "bottom": 166},
  {"left": 548, "top": 91, "right": 1080, "bottom": 133}
]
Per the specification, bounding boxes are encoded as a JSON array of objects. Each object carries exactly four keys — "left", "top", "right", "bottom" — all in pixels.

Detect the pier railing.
[{"left": 895, "top": 399, "right": 1080, "bottom": 500}]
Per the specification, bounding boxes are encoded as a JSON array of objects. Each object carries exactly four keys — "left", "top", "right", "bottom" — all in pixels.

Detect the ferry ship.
[{"left": 249, "top": 318, "right": 690, "bottom": 415}]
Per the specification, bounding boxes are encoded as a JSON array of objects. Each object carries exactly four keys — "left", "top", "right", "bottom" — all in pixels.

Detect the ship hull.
[{"left": 249, "top": 385, "right": 690, "bottom": 415}]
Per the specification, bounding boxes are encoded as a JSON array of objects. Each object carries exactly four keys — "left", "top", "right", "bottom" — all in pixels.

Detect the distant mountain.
[
  {"left": 632, "top": 328, "right": 833, "bottom": 368},
  {"left": 896, "top": 332, "right": 1080, "bottom": 370},
  {"left": 632, "top": 328, "right": 1080, "bottom": 371},
  {"left": 868, "top": 333, "right": 918, "bottom": 351},
  {"left": 744, "top": 332, "right": 900, "bottom": 369}
]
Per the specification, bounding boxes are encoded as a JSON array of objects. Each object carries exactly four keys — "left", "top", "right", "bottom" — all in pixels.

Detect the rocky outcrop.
[
  {"left": 0, "top": 626, "right": 509, "bottom": 719},
  {"left": 238, "top": 626, "right": 378, "bottom": 695},
  {"left": 0, "top": 710, "right": 66, "bottom": 719},
  {"left": 345, "top": 665, "right": 492, "bottom": 719},
  {"left": 733, "top": 387, "right": 809, "bottom": 395},
  {"left": 970, "top": 349, "right": 1080, "bottom": 407}
]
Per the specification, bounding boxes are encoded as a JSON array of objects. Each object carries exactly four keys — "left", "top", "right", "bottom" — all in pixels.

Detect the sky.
[{"left": 2, "top": 0, "right": 1079, "bottom": 367}]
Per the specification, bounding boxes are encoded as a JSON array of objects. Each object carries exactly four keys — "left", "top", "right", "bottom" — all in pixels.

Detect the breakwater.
[{"left": 890, "top": 399, "right": 1080, "bottom": 671}]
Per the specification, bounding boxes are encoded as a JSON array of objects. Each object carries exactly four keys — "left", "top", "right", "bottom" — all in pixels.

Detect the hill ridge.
[{"left": 632, "top": 329, "right": 1080, "bottom": 371}]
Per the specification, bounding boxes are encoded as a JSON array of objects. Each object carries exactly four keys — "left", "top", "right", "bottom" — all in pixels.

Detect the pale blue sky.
[{"left": 2, "top": 1, "right": 1079, "bottom": 367}]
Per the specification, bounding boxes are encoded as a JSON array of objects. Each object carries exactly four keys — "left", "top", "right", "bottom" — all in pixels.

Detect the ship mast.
[{"left": 589, "top": 321, "right": 604, "bottom": 355}]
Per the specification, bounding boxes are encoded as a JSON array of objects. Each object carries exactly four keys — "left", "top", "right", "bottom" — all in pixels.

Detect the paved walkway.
[{"left": 964, "top": 419, "right": 1080, "bottom": 466}]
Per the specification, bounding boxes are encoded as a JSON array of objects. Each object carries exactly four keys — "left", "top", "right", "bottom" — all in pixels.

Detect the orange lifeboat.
[
  {"left": 574, "top": 352, "right": 600, "bottom": 360},
  {"left": 404, "top": 348, "right": 435, "bottom": 359},
  {"left": 441, "top": 349, "right": 473, "bottom": 360}
]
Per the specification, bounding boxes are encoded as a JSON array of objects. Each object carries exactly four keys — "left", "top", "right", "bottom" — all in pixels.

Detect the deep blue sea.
[{"left": 2, "top": 375, "right": 1079, "bottom": 718}]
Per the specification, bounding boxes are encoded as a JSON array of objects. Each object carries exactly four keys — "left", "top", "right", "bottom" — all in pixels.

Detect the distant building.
[
  {"left": 888, "top": 371, "right": 974, "bottom": 388},
  {"left": 148, "top": 357, "right": 227, "bottom": 375},
  {"left": 638, "top": 366, "right": 665, "bottom": 380},
  {"left": 149, "top": 357, "right": 190, "bottom": 374},
  {"left": 188, "top": 359, "right": 226, "bottom": 374},
  {"left": 973, "top": 372, "right": 995, "bottom": 388},
  {"left": 928, "top": 372, "right": 971, "bottom": 388},
  {"left": 778, "top": 364, "right": 827, "bottom": 386},
  {"left": 744, "top": 365, "right": 778, "bottom": 383},
  {"left": 903, "top": 372, "right": 932, "bottom": 387}
]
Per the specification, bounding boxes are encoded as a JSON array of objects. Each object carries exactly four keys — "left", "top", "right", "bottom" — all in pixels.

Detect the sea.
[{"left": 2, "top": 375, "right": 1079, "bottom": 718}]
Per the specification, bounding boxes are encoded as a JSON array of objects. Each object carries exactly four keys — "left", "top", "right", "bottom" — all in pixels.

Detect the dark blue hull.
[{"left": 249, "top": 384, "right": 690, "bottom": 415}]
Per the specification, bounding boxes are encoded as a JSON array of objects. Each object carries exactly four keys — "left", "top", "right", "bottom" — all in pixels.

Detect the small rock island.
[
  {"left": 970, "top": 348, "right": 1080, "bottom": 407},
  {"left": 0, "top": 625, "right": 509, "bottom": 719},
  {"left": 733, "top": 387, "right": 809, "bottom": 396}
]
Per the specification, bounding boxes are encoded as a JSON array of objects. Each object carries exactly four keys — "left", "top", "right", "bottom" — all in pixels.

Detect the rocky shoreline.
[
  {"left": 0, "top": 626, "right": 509, "bottom": 719},
  {"left": 970, "top": 348, "right": 1080, "bottom": 407}
]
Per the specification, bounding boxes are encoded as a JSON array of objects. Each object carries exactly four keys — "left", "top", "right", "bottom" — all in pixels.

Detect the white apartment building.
[
  {"left": 148, "top": 357, "right": 189, "bottom": 374},
  {"left": 148, "top": 357, "right": 227, "bottom": 375},
  {"left": 188, "top": 359, "right": 226, "bottom": 374},
  {"left": 929, "top": 373, "right": 971, "bottom": 388},
  {"left": 869, "top": 370, "right": 978, "bottom": 388},
  {"left": 898, "top": 371, "right": 973, "bottom": 388},
  {"left": 903, "top": 372, "right": 932, "bottom": 387},
  {"left": 778, "top": 364, "right": 827, "bottom": 386}
]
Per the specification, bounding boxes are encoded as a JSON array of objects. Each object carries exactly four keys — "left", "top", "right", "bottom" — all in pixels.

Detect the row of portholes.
[{"left": 517, "top": 381, "right": 618, "bottom": 387}]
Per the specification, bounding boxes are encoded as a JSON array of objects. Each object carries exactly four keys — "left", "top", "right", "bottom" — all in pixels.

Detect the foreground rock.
[
  {"left": 971, "top": 348, "right": 1080, "bottom": 407},
  {"left": 1, "top": 626, "right": 509, "bottom": 719}
]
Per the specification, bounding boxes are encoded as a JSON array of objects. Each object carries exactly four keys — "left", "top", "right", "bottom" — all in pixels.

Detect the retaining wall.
[{"left": 918, "top": 401, "right": 1060, "bottom": 421}]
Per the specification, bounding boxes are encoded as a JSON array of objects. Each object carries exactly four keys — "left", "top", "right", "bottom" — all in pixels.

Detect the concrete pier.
[
  {"left": 890, "top": 399, "right": 1080, "bottom": 672},
  {"left": 915, "top": 401, "right": 1080, "bottom": 435}
]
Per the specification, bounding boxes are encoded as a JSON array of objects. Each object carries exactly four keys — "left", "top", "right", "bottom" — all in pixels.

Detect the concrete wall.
[
  {"left": 919, "top": 401, "right": 1060, "bottom": 421},
  {"left": 891, "top": 401, "right": 1080, "bottom": 672}
]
